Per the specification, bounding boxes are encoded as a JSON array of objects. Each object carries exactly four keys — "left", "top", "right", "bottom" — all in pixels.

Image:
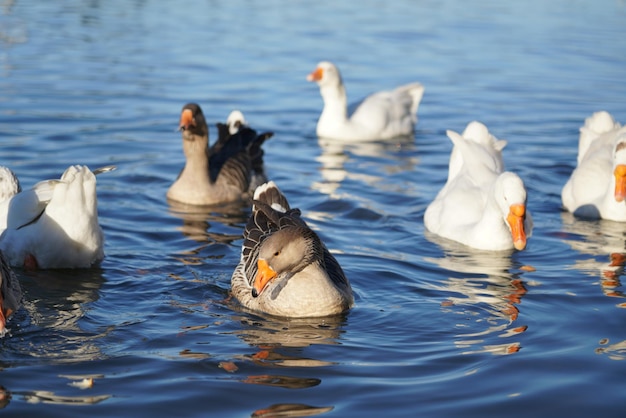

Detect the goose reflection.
[
  {"left": 313, "top": 136, "right": 417, "bottom": 196},
  {"left": 559, "top": 213, "right": 626, "bottom": 369},
  {"left": 424, "top": 233, "right": 528, "bottom": 355},
  {"left": 167, "top": 199, "right": 248, "bottom": 245},
  {"left": 230, "top": 312, "right": 347, "bottom": 351},
  {"left": 13, "top": 269, "right": 106, "bottom": 363},
  {"left": 251, "top": 403, "right": 333, "bottom": 417},
  {"left": 222, "top": 311, "right": 347, "bottom": 395},
  {"left": 560, "top": 212, "right": 626, "bottom": 300},
  {"left": 596, "top": 338, "right": 626, "bottom": 361}
]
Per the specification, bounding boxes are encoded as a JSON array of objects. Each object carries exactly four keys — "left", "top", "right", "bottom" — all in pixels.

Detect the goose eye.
[{"left": 273, "top": 250, "right": 281, "bottom": 257}]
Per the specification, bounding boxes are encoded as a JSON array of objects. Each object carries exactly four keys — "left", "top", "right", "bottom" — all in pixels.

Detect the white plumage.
[
  {"left": 0, "top": 165, "right": 114, "bottom": 269},
  {"left": 307, "top": 61, "right": 424, "bottom": 141},
  {"left": 424, "top": 122, "right": 532, "bottom": 251},
  {"left": 561, "top": 111, "right": 626, "bottom": 221}
]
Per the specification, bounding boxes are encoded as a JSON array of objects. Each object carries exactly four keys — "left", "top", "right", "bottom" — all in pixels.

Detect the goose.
[
  {"left": 167, "top": 103, "right": 273, "bottom": 206},
  {"left": 0, "top": 167, "right": 21, "bottom": 202},
  {"left": 226, "top": 109, "right": 247, "bottom": 135},
  {"left": 0, "top": 250, "right": 21, "bottom": 335},
  {"left": 561, "top": 111, "right": 626, "bottom": 221},
  {"left": 307, "top": 61, "right": 424, "bottom": 141},
  {"left": 424, "top": 122, "right": 532, "bottom": 251},
  {"left": 0, "top": 165, "right": 115, "bottom": 269},
  {"left": 231, "top": 181, "right": 353, "bottom": 317}
]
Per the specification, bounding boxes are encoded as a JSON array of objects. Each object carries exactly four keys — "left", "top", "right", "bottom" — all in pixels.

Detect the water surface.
[{"left": 1, "top": 1, "right": 626, "bottom": 417}]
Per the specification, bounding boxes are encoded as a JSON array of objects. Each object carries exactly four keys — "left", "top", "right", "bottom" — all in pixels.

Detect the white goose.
[
  {"left": 424, "top": 122, "right": 532, "bottom": 251},
  {"left": 0, "top": 167, "right": 21, "bottom": 202},
  {"left": 226, "top": 109, "right": 247, "bottom": 135},
  {"left": 0, "top": 165, "right": 115, "bottom": 269},
  {"left": 561, "top": 111, "right": 626, "bottom": 221},
  {"left": 231, "top": 181, "right": 353, "bottom": 317},
  {"left": 307, "top": 61, "right": 424, "bottom": 141}
]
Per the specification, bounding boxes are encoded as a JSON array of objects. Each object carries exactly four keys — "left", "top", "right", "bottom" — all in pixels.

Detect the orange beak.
[
  {"left": 253, "top": 259, "right": 277, "bottom": 297},
  {"left": 507, "top": 203, "right": 527, "bottom": 251},
  {"left": 306, "top": 67, "right": 323, "bottom": 82},
  {"left": 614, "top": 164, "right": 626, "bottom": 202},
  {"left": 179, "top": 108, "right": 195, "bottom": 131}
]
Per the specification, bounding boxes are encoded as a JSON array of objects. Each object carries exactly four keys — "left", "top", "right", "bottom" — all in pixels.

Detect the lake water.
[{"left": 1, "top": 0, "right": 626, "bottom": 417}]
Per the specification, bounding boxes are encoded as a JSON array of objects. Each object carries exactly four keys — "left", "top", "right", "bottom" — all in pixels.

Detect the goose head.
[
  {"left": 252, "top": 226, "right": 321, "bottom": 297},
  {"left": 613, "top": 132, "right": 626, "bottom": 202},
  {"left": 179, "top": 103, "right": 208, "bottom": 141},
  {"left": 495, "top": 172, "right": 530, "bottom": 251},
  {"left": 307, "top": 61, "right": 343, "bottom": 89}
]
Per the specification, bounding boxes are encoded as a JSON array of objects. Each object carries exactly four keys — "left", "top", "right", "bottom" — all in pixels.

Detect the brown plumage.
[
  {"left": 167, "top": 103, "right": 273, "bottom": 206},
  {"left": 231, "top": 181, "right": 353, "bottom": 317}
]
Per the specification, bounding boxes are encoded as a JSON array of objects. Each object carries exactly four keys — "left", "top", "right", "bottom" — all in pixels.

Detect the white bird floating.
[
  {"left": 424, "top": 121, "right": 532, "bottom": 251},
  {"left": 0, "top": 164, "right": 115, "bottom": 269},
  {"left": 307, "top": 61, "right": 424, "bottom": 142},
  {"left": 561, "top": 111, "right": 626, "bottom": 221}
]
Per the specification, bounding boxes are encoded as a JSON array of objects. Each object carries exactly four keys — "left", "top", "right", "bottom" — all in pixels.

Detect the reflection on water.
[
  {"left": 8, "top": 269, "right": 107, "bottom": 364},
  {"left": 168, "top": 199, "right": 248, "bottom": 244},
  {"left": 560, "top": 212, "right": 626, "bottom": 301},
  {"left": 424, "top": 234, "right": 528, "bottom": 355},
  {"left": 313, "top": 136, "right": 417, "bottom": 197},
  {"left": 19, "top": 390, "right": 110, "bottom": 406},
  {"left": 219, "top": 312, "right": 346, "bottom": 403},
  {"left": 230, "top": 312, "right": 347, "bottom": 349},
  {"left": 0, "top": 270, "right": 112, "bottom": 410},
  {"left": 596, "top": 338, "right": 626, "bottom": 361},
  {"left": 241, "top": 375, "right": 321, "bottom": 389},
  {"left": 167, "top": 199, "right": 249, "bottom": 267},
  {"left": 2, "top": 0, "right": 625, "bottom": 414},
  {"left": 251, "top": 403, "right": 333, "bottom": 418}
]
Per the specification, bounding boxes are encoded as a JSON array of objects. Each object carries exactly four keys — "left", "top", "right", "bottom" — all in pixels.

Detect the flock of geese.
[{"left": 0, "top": 61, "right": 625, "bottom": 331}]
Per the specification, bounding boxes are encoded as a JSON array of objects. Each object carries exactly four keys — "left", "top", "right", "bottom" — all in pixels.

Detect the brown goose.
[
  {"left": 231, "top": 181, "right": 353, "bottom": 317},
  {"left": 167, "top": 103, "right": 273, "bottom": 206},
  {"left": 0, "top": 250, "right": 21, "bottom": 335}
]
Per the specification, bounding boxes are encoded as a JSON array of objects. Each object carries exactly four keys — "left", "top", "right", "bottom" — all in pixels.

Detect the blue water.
[{"left": 1, "top": 0, "right": 626, "bottom": 416}]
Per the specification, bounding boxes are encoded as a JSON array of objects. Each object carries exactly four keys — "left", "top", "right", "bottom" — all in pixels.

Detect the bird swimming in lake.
[
  {"left": 424, "top": 121, "right": 532, "bottom": 251},
  {"left": 561, "top": 110, "right": 626, "bottom": 221},
  {"left": 167, "top": 103, "right": 273, "bottom": 206},
  {"left": 231, "top": 181, "right": 353, "bottom": 317},
  {"left": 307, "top": 60, "right": 424, "bottom": 141},
  {"left": 0, "top": 164, "right": 115, "bottom": 269}
]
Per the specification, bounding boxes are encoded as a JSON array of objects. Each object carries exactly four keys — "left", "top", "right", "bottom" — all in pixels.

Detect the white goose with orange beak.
[
  {"left": 307, "top": 61, "right": 424, "bottom": 141},
  {"left": 562, "top": 111, "right": 626, "bottom": 221},
  {"left": 424, "top": 121, "right": 532, "bottom": 251}
]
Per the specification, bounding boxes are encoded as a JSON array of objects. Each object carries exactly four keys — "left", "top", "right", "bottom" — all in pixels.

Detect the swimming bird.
[
  {"left": 424, "top": 122, "right": 532, "bottom": 251},
  {"left": 0, "top": 165, "right": 115, "bottom": 269},
  {"left": 226, "top": 109, "right": 247, "bottom": 135},
  {"left": 0, "top": 167, "right": 21, "bottom": 202},
  {"left": 231, "top": 181, "right": 354, "bottom": 317},
  {"left": 307, "top": 61, "right": 424, "bottom": 141},
  {"left": 0, "top": 250, "right": 22, "bottom": 335},
  {"left": 561, "top": 111, "right": 626, "bottom": 221},
  {"left": 167, "top": 104, "right": 273, "bottom": 206}
]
